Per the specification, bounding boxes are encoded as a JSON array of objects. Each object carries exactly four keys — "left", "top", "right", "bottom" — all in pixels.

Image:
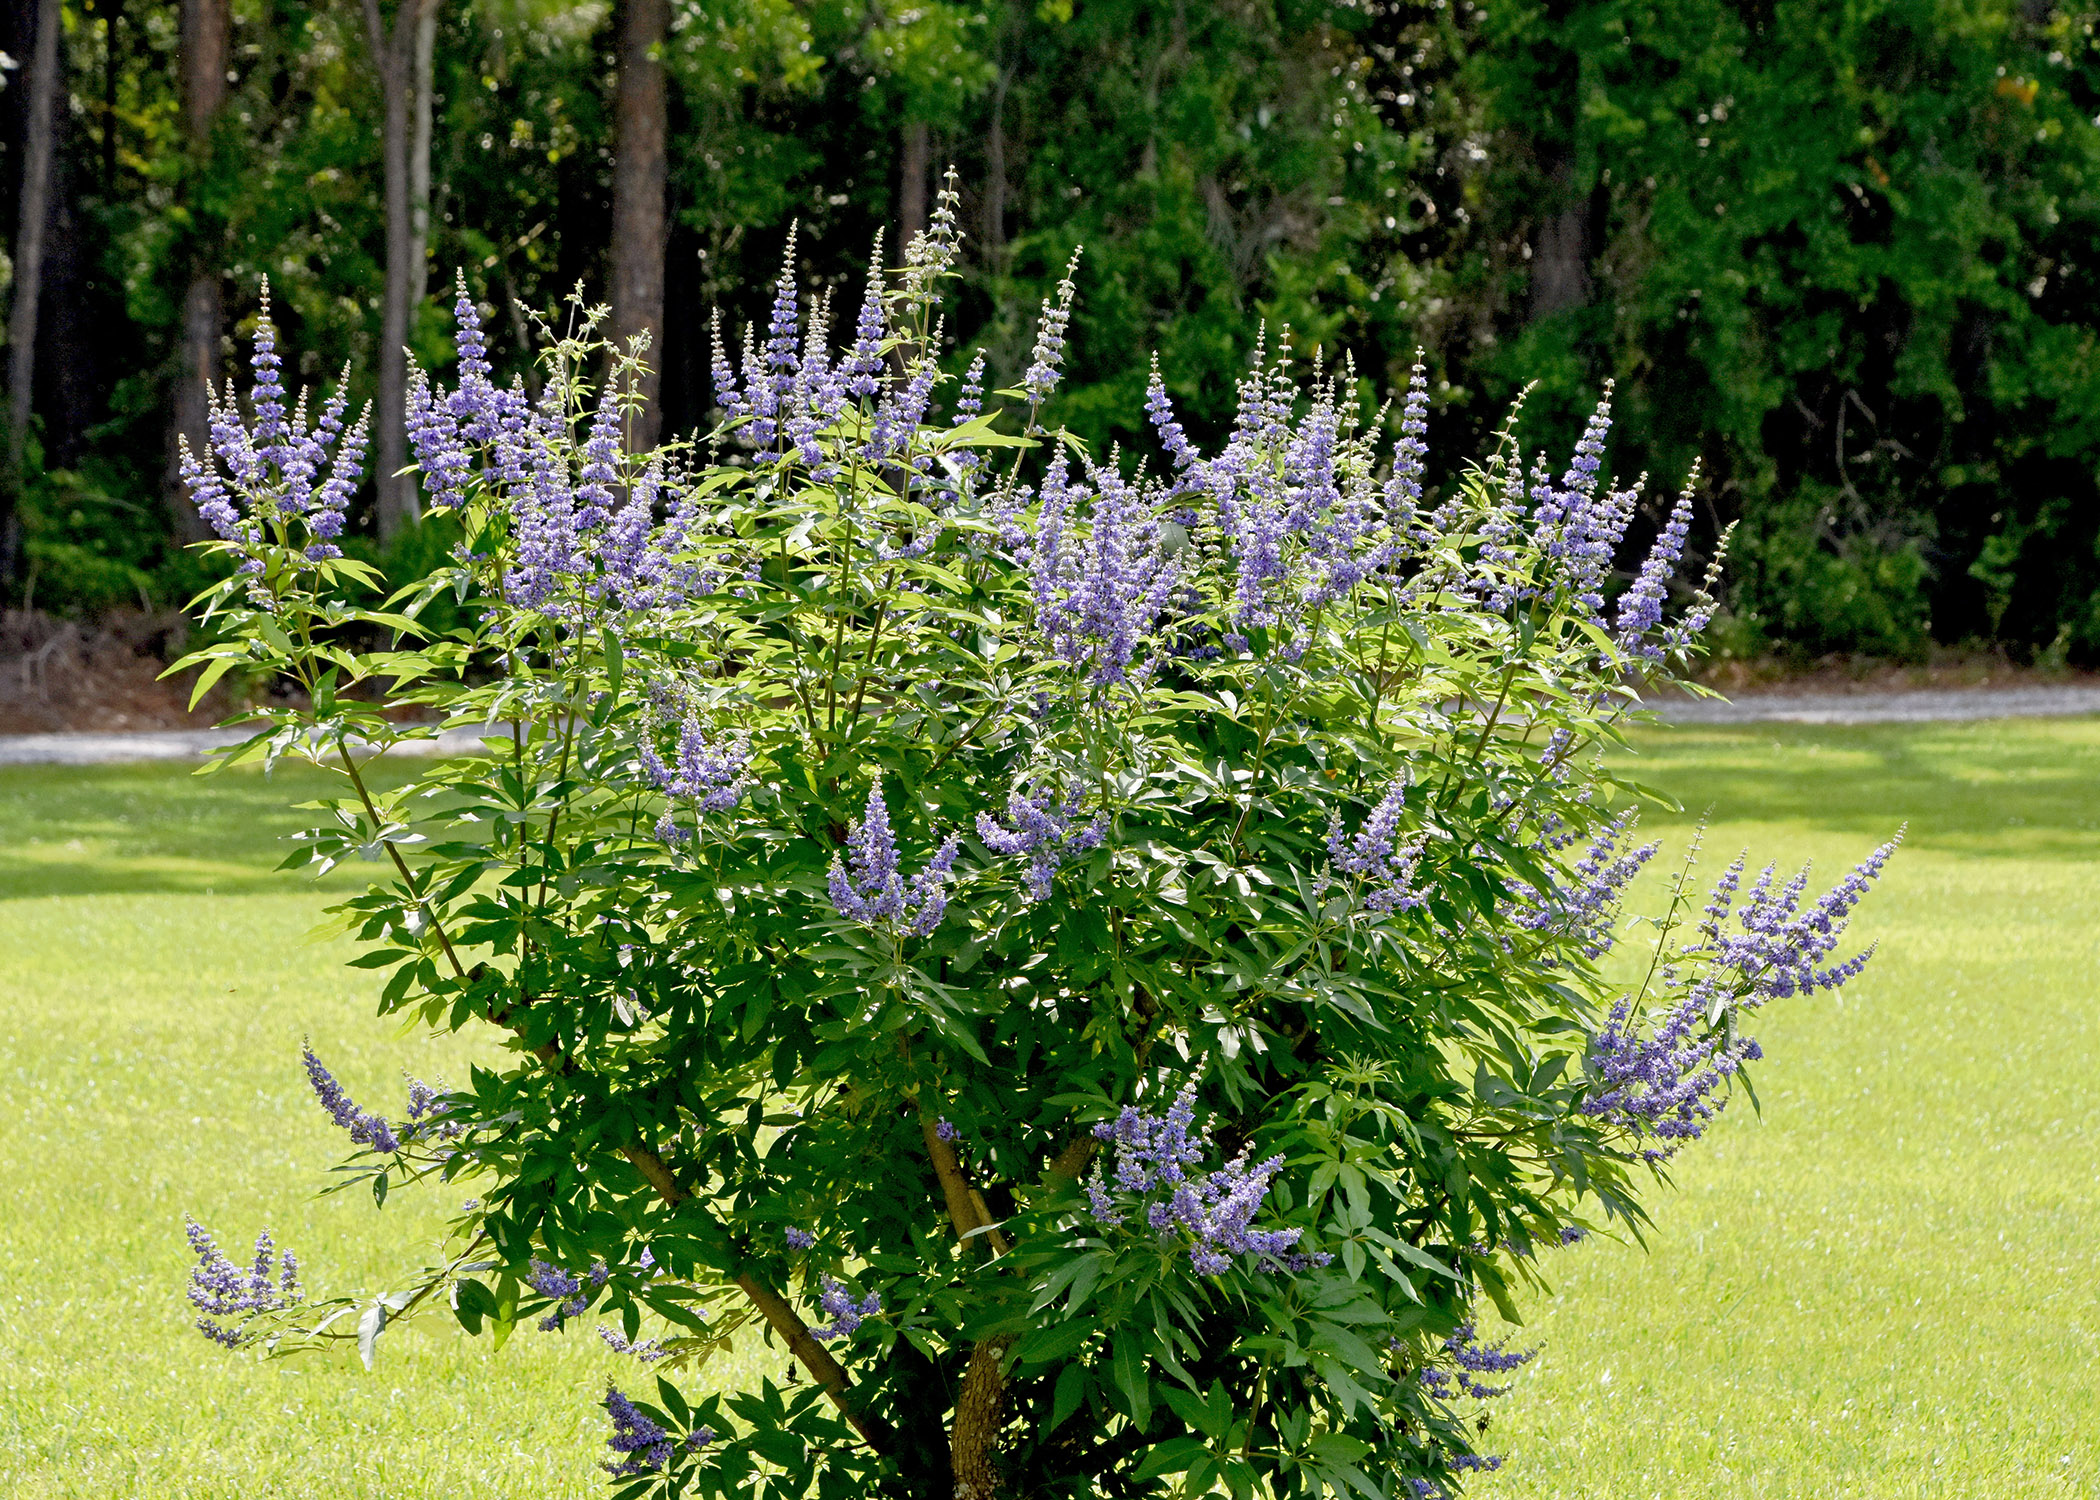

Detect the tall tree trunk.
[
  {"left": 102, "top": 0, "right": 122, "bottom": 194},
  {"left": 1527, "top": 154, "right": 1591, "bottom": 322},
  {"left": 609, "top": 0, "right": 668, "bottom": 451},
  {"left": 899, "top": 119, "right": 929, "bottom": 252},
  {"left": 408, "top": 0, "right": 437, "bottom": 314},
  {"left": 169, "top": 0, "right": 231, "bottom": 543},
  {"left": 982, "top": 69, "right": 1009, "bottom": 269},
  {"left": 2, "top": 0, "right": 64, "bottom": 592},
  {"left": 363, "top": 0, "right": 433, "bottom": 539}
]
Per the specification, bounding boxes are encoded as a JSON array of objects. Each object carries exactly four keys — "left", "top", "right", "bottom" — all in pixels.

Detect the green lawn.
[{"left": 0, "top": 720, "right": 2094, "bottom": 1497}]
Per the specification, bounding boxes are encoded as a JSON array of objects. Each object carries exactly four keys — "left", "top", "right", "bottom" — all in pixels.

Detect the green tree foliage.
[
  {"left": 1450, "top": 0, "right": 2100, "bottom": 658},
  {"left": 6, "top": 0, "right": 2100, "bottom": 658}
]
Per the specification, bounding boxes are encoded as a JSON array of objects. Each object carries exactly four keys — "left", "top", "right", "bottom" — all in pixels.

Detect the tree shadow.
[
  {"left": 1616, "top": 718, "right": 2100, "bottom": 861},
  {"left": 0, "top": 761, "right": 419, "bottom": 901}
]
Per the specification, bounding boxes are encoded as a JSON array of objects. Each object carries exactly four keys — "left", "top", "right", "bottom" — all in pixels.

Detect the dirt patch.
[{"left": 0, "top": 610, "right": 231, "bottom": 735}]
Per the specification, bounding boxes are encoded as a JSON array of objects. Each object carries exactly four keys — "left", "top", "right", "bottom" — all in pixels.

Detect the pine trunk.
[
  {"left": 609, "top": 0, "right": 669, "bottom": 452},
  {"left": 364, "top": 0, "right": 432, "bottom": 539},
  {"left": 1, "top": 0, "right": 64, "bottom": 590},
  {"left": 168, "top": 0, "right": 231, "bottom": 542},
  {"left": 899, "top": 119, "right": 929, "bottom": 251}
]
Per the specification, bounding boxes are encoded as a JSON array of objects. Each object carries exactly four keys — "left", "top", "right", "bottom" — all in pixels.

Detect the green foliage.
[
  {"left": 1450, "top": 0, "right": 2100, "bottom": 658},
  {"left": 30, "top": 0, "right": 2100, "bottom": 653}
]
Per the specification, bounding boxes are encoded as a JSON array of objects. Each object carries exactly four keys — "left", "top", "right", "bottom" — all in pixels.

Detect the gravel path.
[
  {"left": 0, "top": 725, "right": 497, "bottom": 767},
  {"left": 1650, "top": 684, "right": 2100, "bottom": 726},
  {"left": 4, "top": 686, "right": 2099, "bottom": 766}
]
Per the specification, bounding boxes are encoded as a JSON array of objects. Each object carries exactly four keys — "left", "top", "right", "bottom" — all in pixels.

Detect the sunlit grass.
[
  {"left": 1, "top": 718, "right": 2094, "bottom": 1497},
  {"left": 1477, "top": 718, "right": 2100, "bottom": 1499},
  {"left": 0, "top": 762, "right": 766, "bottom": 1500}
]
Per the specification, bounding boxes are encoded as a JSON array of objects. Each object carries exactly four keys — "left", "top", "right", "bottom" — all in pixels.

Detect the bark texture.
[
  {"left": 168, "top": 0, "right": 231, "bottom": 542},
  {"left": 2, "top": 0, "right": 64, "bottom": 589},
  {"left": 900, "top": 119, "right": 930, "bottom": 251},
  {"left": 1527, "top": 154, "right": 1592, "bottom": 321},
  {"left": 609, "top": 0, "right": 669, "bottom": 451},
  {"left": 362, "top": 0, "right": 436, "bottom": 538}
]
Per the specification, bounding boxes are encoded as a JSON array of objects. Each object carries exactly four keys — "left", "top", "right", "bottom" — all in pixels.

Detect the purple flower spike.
[
  {"left": 1085, "top": 1082, "right": 1328, "bottom": 1276},
  {"left": 528, "top": 1259, "right": 593, "bottom": 1329},
  {"left": 598, "top": 1326, "right": 667, "bottom": 1361},
  {"left": 1615, "top": 478, "right": 1695, "bottom": 661},
  {"left": 976, "top": 782, "right": 1106, "bottom": 902},
  {"left": 184, "top": 1215, "right": 301, "bottom": 1347},
  {"left": 640, "top": 717, "right": 754, "bottom": 821},
  {"left": 809, "top": 1278, "right": 882, "bottom": 1341},
  {"left": 1023, "top": 247, "right": 1083, "bottom": 409},
  {"left": 1513, "top": 810, "right": 1659, "bottom": 959},
  {"left": 301, "top": 1044, "right": 401, "bottom": 1154},
  {"left": 1326, "top": 776, "right": 1429, "bottom": 913},
  {"left": 934, "top": 1118, "right": 960, "bottom": 1144},
  {"left": 601, "top": 1384, "right": 675, "bottom": 1476},
  {"left": 784, "top": 1226, "right": 815, "bottom": 1250},
  {"left": 827, "top": 778, "right": 961, "bottom": 938}
]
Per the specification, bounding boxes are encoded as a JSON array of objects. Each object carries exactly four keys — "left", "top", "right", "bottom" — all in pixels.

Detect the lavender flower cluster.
[
  {"left": 1084, "top": 1084, "right": 1329, "bottom": 1276},
  {"left": 601, "top": 1384, "right": 712, "bottom": 1477},
  {"left": 1583, "top": 982, "right": 1762, "bottom": 1158},
  {"left": 1325, "top": 776, "right": 1429, "bottom": 914},
  {"left": 178, "top": 282, "right": 369, "bottom": 565},
  {"left": 1512, "top": 810, "right": 1659, "bottom": 959},
  {"left": 975, "top": 781, "right": 1106, "bottom": 902},
  {"left": 809, "top": 1278, "right": 883, "bottom": 1342},
  {"left": 301, "top": 1046, "right": 456, "bottom": 1153},
  {"left": 598, "top": 1326, "right": 668, "bottom": 1361},
  {"left": 404, "top": 276, "right": 716, "bottom": 619},
  {"left": 1024, "top": 451, "right": 1183, "bottom": 685},
  {"left": 1583, "top": 831, "right": 1901, "bottom": 1155},
  {"left": 639, "top": 712, "right": 753, "bottom": 843},
  {"left": 1693, "top": 832, "right": 1903, "bottom": 999},
  {"left": 827, "top": 779, "right": 960, "bottom": 938},
  {"left": 302, "top": 1044, "right": 402, "bottom": 1154},
  {"left": 1417, "top": 1321, "right": 1536, "bottom": 1403},
  {"left": 184, "top": 1216, "right": 301, "bottom": 1347},
  {"left": 527, "top": 1258, "right": 609, "bottom": 1329}
]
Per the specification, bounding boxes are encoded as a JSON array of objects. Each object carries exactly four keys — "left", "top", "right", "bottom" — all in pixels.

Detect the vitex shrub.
[{"left": 175, "top": 181, "right": 1897, "bottom": 1499}]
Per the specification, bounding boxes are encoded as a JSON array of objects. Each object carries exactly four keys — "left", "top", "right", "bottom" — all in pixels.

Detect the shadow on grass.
[
  {"left": 6, "top": 716, "right": 2096, "bottom": 900},
  {"left": 1618, "top": 716, "right": 2100, "bottom": 860},
  {"left": 0, "top": 761, "right": 419, "bottom": 900}
]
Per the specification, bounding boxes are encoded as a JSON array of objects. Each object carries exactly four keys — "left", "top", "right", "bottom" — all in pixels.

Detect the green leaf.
[
  {"left": 1016, "top": 1318, "right": 1096, "bottom": 1366},
  {"left": 1113, "top": 1334, "right": 1152, "bottom": 1430},
  {"left": 1048, "top": 1361, "right": 1088, "bottom": 1433},
  {"left": 356, "top": 1299, "right": 387, "bottom": 1370}
]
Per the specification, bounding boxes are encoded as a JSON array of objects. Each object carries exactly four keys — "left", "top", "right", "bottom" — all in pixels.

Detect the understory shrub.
[{"left": 175, "top": 191, "right": 1897, "bottom": 1499}]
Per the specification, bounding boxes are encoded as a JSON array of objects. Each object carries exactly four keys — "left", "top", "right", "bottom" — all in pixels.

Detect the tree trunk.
[
  {"left": 609, "top": 0, "right": 668, "bottom": 451},
  {"left": 407, "top": 0, "right": 437, "bottom": 314},
  {"left": 2, "top": 0, "right": 64, "bottom": 591},
  {"left": 168, "top": 0, "right": 231, "bottom": 543},
  {"left": 899, "top": 119, "right": 929, "bottom": 252},
  {"left": 982, "top": 70, "right": 1009, "bottom": 268},
  {"left": 1527, "top": 154, "right": 1591, "bottom": 322},
  {"left": 102, "top": 0, "right": 122, "bottom": 194},
  {"left": 364, "top": 0, "right": 432, "bottom": 538}
]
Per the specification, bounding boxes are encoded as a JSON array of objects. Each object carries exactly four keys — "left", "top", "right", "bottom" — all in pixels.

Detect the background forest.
[{"left": 3, "top": 0, "right": 2100, "bottom": 663}]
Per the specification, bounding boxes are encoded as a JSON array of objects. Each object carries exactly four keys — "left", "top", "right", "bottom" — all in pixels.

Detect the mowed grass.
[
  {"left": 1478, "top": 718, "right": 2100, "bottom": 1500},
  {"left": 0, "top": 762, "right": 768, "bottom": 1499},
  {"left": 0, "top": 718, "right": 2094, "bottom": 1497}
]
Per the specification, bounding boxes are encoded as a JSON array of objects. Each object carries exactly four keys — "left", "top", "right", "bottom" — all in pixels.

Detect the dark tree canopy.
[{"left": 3, "top": 0, "right": 2099, "bottom": 660}]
